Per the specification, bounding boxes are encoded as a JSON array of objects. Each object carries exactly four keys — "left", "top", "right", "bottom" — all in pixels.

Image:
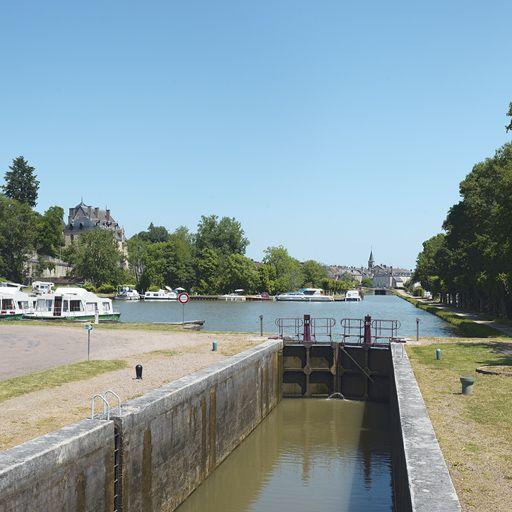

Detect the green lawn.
[
  {"left": 0, "top": 360, "right": 128, "bottom": 403},
  {"left": 408, "top": 342, "right": 512, "bottom": 510}
]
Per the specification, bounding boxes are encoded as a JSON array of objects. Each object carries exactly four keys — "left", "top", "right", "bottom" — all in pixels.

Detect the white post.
[{"left": 95, "top": 309, "right": 99, "bottom": 324}]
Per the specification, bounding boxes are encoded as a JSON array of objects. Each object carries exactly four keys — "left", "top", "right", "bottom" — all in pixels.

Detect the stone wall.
[
  {"left": 390, "top": 343, "right": 461, "bottom": 511},
  {"left": 113, "top": 339, "right": 282, "bottom": 512},
  {"left": 0, "top": 419, "right": 114, "bottom": 512}
]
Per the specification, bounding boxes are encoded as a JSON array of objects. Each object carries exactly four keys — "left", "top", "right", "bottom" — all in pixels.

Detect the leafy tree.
[
  {"left": 136, "top": 223, "right": 170, "bottom": 243},
  {"left": 262, "top": 246, "right": 304, "bottom": 294},
  {"left": 361, "top": 277, "right": 373, "bottom": 287},
  {"left": 413, "top": 234, "right": 446, "bottom": 298},
  {"left": 220, "top": 254, "right": 259, "bottom": 293},
  {"left": 2, "top": 156, "right": 39, "bottom": 207},
  {"left": 507, "top": 102, "right": 512, "bottom": 132},
  {"left": 65, "top": 229, "right": 123, "bottom": 287},
  {"left": 0, "top": 195, "right": 37, "bottom": 281},
  {"left": 195, "top": 215, "right": 248, "bottom": 256},
  {"left": 35, "top": 206, "right": 64, "bottom": 256},
  {"left": 302, "top": 260, "right": 328, "bottom": 287},
  {"left": 127, "top": 237, "right": 149, "bottom": 289},
  {"left": 195, "top": 247, "right": 222, "bottom": 294}
]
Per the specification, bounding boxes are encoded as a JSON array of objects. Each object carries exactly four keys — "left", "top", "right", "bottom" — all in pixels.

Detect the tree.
[
  {"left": 195, "top": 247, "right": 222, "bottom": 293},
  {"left": 195, "top": 215, "right": 248, "bottom": 256},
  {"left": 35, "top": 206, "right": 64, "bottom": 256},
  {"left": 220, "top": 254, "right": 259, "bottom": 293},
  {"left": 414, "top": 234, "right": 446, "bottom": 297},
  {"left": 2, "top": 156, "right": 39, "bottom": 207},
  {"left": 507, "top": 102, "right": 512, "bottom": 132},
  {"left": 0, "top": 195, "right": 37, "bottom": 281},
  {"left": 136, "top": 223, "right": 170, "bottom": 243},
  {"left": 127, "top": 236, "right": 149, "bottom": 289},
  {"left": 261, "top": 246, "right": 304, "bottom": 294},
  {"left": 65, "top": 229, "right": 123, "bottom": 287},
  {"left": 302, "top": 260, "right": 328, "bottom": 287},
  {"left": 361, "top": 277, "right": 373, "bottom": 287}
]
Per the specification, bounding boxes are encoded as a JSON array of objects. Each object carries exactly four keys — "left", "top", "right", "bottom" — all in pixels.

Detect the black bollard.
[{"left": 135, "top": 364, "right": 143, "bottom": 380}]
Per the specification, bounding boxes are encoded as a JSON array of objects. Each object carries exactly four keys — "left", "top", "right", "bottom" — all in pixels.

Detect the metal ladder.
[{"left": 90, "top": 390, "right": 122, "bottom": 420}]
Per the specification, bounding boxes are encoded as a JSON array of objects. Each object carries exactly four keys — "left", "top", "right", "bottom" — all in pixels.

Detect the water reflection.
[{"left": 176, "top": 400, "right": 393, "bottom": 512}]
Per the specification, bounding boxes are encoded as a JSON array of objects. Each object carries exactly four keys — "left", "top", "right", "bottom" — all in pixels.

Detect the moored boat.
[
  {"left": 115, "top": 285, "right": 140, "bottom": 301},
  {"left": 24, "top": 287, "right": 120, "bottom": 321},
  {"left": 345, "top": 289, "right": 362, "bottom": 302},
  {"left": 143, "top": 286, "right": 177, "bottom": 301},
  {"left": 219, "top": 289, "right": 246, "bottom": 301},
  {"left": 0, "top": 285, "right": 28, "bottom": 320},
  {"left": 276, "top": 288, "right": 334, "bottom": 302}
]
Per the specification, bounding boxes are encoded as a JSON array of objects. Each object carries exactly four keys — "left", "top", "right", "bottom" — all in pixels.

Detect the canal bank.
[{"left": 0, "top": 336, "right": 460, "bottom": 511}]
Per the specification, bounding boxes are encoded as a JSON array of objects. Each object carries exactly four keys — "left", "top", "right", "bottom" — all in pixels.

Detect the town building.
[{"left": 329, "top": 250, "right": 413, "bottom": 289}]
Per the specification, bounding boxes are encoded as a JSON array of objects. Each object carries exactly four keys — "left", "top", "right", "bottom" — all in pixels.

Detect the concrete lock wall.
[
  {"left": 0, "top": 419, "right": 114, "bottom": 512},
  {"left": 390, "top": 343, "right": 461, "bottom": 512},
  {"left": 112, "top": 339, "right": 282, "bottom": 512}
]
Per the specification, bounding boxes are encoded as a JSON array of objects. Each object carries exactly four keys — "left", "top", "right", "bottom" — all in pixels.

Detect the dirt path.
[
  {"left": 0, "top": 333, "right": 265, "bottom": 450},
  {"left": 0, "top": 324, "right": 238, "bottom": 380}
]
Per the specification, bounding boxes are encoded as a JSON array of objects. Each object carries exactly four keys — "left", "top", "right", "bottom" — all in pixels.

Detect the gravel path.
[
  {"left": 0, "top": 324, "right": 232, "bottom": 380},
  {"left": 0, "top": 326, "right": 266, "bottom": 450}
]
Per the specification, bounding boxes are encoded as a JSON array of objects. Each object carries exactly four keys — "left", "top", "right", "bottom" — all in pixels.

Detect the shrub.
[{"left": 96, "top": 283, "right": 116, "bottom": 293}]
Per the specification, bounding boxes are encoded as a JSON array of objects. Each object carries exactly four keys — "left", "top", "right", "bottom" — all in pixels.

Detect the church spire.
[{"left": 368, "top": 248, "right": 375, "bottom": 269}]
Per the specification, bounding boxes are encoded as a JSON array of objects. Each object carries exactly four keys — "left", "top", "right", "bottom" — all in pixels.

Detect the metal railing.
[{"left": 275, "top": 317, "right": 336, "bottom": 342}]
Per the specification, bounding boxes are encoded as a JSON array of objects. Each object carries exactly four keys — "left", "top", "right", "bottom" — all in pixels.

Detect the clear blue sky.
[{"left": 1, "top": 1, "right": 511, "bottom": 268}]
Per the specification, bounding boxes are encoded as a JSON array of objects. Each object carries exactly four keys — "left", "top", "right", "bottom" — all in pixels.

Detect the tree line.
[
  {"left": 126, "top": 218, "right": 356, "bottom": 294},
  {"left": 1, "top": 157, "right": 358, "bottom": 293},
  {"left": 414, "top": 102, "right": 512, "bottom": 317}
]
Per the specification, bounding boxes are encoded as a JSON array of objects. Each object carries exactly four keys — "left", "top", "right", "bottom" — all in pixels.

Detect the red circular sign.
[{"left": 178, "top": 292, "right": 190, "bottom": 304}]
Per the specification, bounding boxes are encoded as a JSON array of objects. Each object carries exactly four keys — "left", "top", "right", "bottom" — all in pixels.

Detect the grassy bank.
[
  {"left": 408, "top": 341, "right": 512, "bottom": 511},
  {"left": 398, "top": 293, "right": 504, "bottom": 337},
  {"left": 0, "top": 360, "right": 128, "bottom": 402}
]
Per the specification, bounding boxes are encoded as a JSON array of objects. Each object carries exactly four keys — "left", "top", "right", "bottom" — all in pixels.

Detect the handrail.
[
  {"left": 91, "top": 394, "right": 110, "bottom": 420},
  {"left": 104, "top": 390, "right": 122, "bottom": 416}
]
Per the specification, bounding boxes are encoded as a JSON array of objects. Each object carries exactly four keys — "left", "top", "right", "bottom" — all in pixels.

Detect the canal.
[
  {"left": 116, "top": 294, "right": 455, "bottom": 337},
  {"left": 175, "top": 399, "right": 393, "bottom": 512}
]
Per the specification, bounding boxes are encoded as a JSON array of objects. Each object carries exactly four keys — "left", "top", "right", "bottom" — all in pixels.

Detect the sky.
[{"left": 1, "top": 1, "right": 511, "bottom": 268}]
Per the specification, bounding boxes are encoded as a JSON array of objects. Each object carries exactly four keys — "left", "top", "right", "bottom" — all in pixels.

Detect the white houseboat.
[
  {"left": 276, "top": 288, "right": 334, "bottom": 302},
  {"left": 115, "top": 285, "right": 140, "bottom": 301},
  {"left": 143, "top": 286, "right": 178, "bottom": 301},
  {"left": 345, "top": 289, "right": 362, "bottom": 302},
  {"left": 0, "top": 285, "right": 31, "bottom": 320},
  {"left": 24, "top": 287, "right": 120, "bottom": 322},
  {"left": 219, "top": 289, "right": 247, "bottom": 301}
]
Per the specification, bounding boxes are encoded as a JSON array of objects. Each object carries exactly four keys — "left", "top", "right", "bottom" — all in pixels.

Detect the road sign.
[
  {"left": 84, "top": 323, "right": 93, "bottom": 331},
  {"left": 178, "top": 292, "right": 190, "bottom": 305}
]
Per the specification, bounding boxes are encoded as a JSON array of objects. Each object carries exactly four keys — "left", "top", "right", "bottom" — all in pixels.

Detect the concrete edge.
[
  {"left": 391, "top": 343, "right": 461, "bottom": 511},
  {"left": 0, "top": 418, "right": 113, "bottom": 491},
  {"left": 113, "top": 339, "right": 283, "bottom": 423}
]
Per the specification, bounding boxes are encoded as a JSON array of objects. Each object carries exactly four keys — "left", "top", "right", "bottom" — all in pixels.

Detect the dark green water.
[{"left": 176, "top": 399, "right": 393, "bottom": 512}]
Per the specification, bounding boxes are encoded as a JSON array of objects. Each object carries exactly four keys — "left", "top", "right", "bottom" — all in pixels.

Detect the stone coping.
[{"left": 391, "top": 343, "right": 461, "bottom": 511}]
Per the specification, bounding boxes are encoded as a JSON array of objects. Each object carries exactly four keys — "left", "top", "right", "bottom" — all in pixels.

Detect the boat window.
[
  {"left": 102, "top": 302, "right": 111, "bottom": 312},
  {"left": 85, "top": 302, "right": 96, "bottom": 312},
  {"left": 63, "top": 301, "right": 69, "bottom": 312},
  {"left": 17, "top": 301, "right": 29, "bottom": 309},
  {"left": 1, "top": 299, "right": 14, "bottom": 309},
  {"left": 70, "top": 300, "right": 82, "bottom": 312}
]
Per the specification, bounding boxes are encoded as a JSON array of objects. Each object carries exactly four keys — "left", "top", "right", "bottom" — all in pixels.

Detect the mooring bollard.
[
  {"left": 460, "top": 376, "right": 475, "bottom": 395},
  {"left": 212, "top": 340, "right": 218, "bottom": 352},
  {"left": 259, "top": 315, "right": 263, "bottom": 337},
  {"left": 435, "top": 348, "right": 442, "bottom": 360},
  {"left": 135, "top": 364, "right": 143, "bottom": 380}
]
